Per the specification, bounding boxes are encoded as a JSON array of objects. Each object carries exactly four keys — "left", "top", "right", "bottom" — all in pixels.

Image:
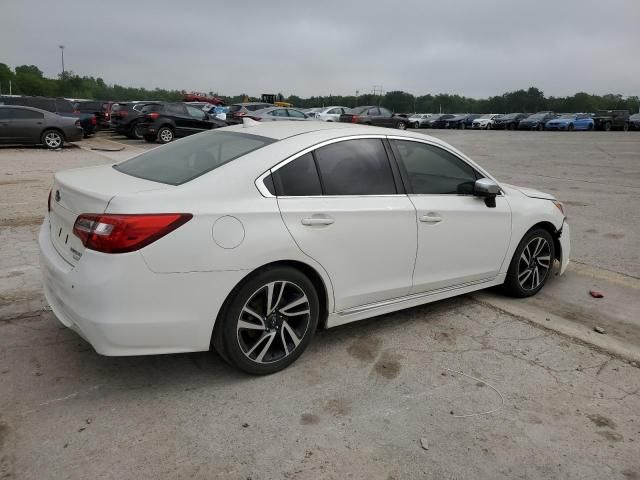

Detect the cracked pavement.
[{"left": 1, "top": 132, "right": 639, "bottom": 479}]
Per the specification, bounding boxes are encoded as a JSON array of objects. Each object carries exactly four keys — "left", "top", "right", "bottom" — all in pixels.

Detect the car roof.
[{"left": 221, "top": 120, "right": 451, "bottom": 144}]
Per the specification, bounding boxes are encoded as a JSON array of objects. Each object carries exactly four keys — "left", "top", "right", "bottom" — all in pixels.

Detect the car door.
[
  {"left": 389, "top": 138, "right": 511, "bottom": 293},
  {"left": 378, "top": 107, "right": 395, "bottom": 127},
  {"left": 185, "top": 105, "right": 212, "bottom": 131},
  {"left": 273, "top": 137, "right": 417, "bottom": 311},
  {"left": 166, "top": 103, "right": 191, "bottom": 136},
  {"left": 4, "top": 108, "right": 44, "bottom": 143}
]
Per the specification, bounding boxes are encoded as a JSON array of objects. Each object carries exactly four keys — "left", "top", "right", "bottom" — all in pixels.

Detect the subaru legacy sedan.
[{"left": 40, "top": 122, "right": 570, "bottom": 374}]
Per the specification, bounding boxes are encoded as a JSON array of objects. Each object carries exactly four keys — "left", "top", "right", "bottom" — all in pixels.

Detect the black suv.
[
  {"left": 493, "top": 113, "right": 528, "bottom": 130},
  {"left": 111, "top": 102, "right": 160, "bottom": 139},
  {"left": 137, "top": 103, "right": 227, "bottom": 143},
  {"left": 592, "top": 110, "right": 630, "bottom": 131}
]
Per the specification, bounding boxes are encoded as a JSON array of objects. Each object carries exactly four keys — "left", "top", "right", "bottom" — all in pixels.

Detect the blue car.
[{"left": 545, "top": 113, "right": 594, "bottom": 131}]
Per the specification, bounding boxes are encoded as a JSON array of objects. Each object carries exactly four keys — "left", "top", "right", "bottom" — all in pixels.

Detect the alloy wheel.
[
  {"left": 44, "top": 132, "right": 62, "bottom": 149},
  {"left": 159, "top": 128, "right": 174, "bottom": 143},
  {"left": 517, "top": 237, "right": 551, "bottom": 291},
  {"left": 236, "top": 281, "right": 311, "bottom": 364}
]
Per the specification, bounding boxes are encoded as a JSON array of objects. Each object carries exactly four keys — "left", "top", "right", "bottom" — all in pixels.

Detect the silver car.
[
  {"left": 408, "top": 113, "right": 433, "bottom": 128},
  {"left": 245, "top": 107, "right": 312, "bottom": 122},
  {"left": 0, "top": 105, "right": 83, "bottom": 149}
]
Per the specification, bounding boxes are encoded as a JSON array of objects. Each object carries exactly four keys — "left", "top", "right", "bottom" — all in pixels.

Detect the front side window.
[
  {"left": 391, "top": 140, "right": 479, "bottom": 195},
  {"left": 379, "top": 107, "right": 392, "bottom": 117},
  {"left": 186, "top": 105, "right": 205, "bottom": 119},
  {"left": 168, "top": 104, "right": 186, "bottom": 115},
  {"left": 287, "top": 109, "right": 306, "bottom": 118},
  {"left": 367, "top": 107, "right": 380, "bottom": 116},
  {"left": 314, "top": 139, "right": 396, "bottom": 195},
  {"left": 269, "top": 109, "right": 288, "bottom": 117},
  {"left": 272, "top": 152, "right": 322, "bottom": 196}
]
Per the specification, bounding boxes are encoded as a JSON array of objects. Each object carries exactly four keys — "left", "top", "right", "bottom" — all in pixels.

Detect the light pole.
[{"left": 59, "top": 45, "right": 65, "bottom": 78}]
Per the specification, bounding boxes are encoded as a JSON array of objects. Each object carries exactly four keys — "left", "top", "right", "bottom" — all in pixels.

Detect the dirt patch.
[
  {"left": 585, "top": 228, "right": 599, "bottom": 234},
  {"left": 0, "top": 179, "right": 39, "bottom": 186},
  {"left": 604, "top": 233, "right": 625, "bottom": 240},
  {"left": 347, "top": 336, "right": 382, "bottom": 363},
  {"left": 321, "top": 398, "right": 350, "bottom": 417},
  {"left": 300, "top": 413, "right": 320, "bottom": 425},
  {"left": 587, "top": 414, "right": 616, "bottom": 429},
  {"left": 0, "top": 422, "right": 7, "bottom": 450},
  {"left": 373, "top": 352, "right": 403, "bottom": 380},
  {"left": 596, "top": 430, "right": 623, "bottom": 442},
  {"left": 0, "top": 216, "right": 43, "bottom": 228}
]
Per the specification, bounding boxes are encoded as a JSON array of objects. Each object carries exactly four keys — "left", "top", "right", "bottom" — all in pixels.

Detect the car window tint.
[
  {"left": 272, "top": 152, "right": 322, "bottom": 196},
  {"left": 270, "top": 109, "right": 288, "bottom": 117},
  {"left": 186, "top": 105, "right": 205, "bottom": 118},
  {"left": 29, "top": 98, "right": 55, "bottom": 111},
  {"left": 314, "top": 139, "right": 396, "bottom": 195},
  {"left": 288, "top": 109, "right": 305, "bottom": 118},
  {"left": 55, "top": 99, "right": 75, "bottom": 113},
  {"left": 168, "top": 104, "right": 186, "bottom": 115},
  {"left": 367, "top": 107, "right": 379, "bottom": 115},
  {"left": 391, "top": 140, "right": 479, "bottom": 195},
  {"left": 379, "top": 107, "right": 392, "bottom": 117},
  {"left": 114, "top": 131, "right": 275, "bottom": 185},
  {"left": 262, "top": 174, "right": 276, "bottom": 196},
  {"left": 8, "top": 108, "right": 44, "bottom": 119}
]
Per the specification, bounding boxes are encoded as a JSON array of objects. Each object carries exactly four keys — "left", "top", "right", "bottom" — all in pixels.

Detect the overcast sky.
[{"left": 2, "top": 0, "right": 639, "bottom": 98}]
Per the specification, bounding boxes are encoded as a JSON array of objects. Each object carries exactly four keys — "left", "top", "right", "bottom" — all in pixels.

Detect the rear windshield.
[
  {"left": 77, "top": 101, "right": 103, "bottom": 111},
  {"left": 114, "top": 131, "right": 275, "bottom": 185}
]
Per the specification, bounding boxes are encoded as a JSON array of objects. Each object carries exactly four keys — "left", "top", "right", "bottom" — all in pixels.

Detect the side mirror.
[{"left": 474, "top": 178, "right": 500, "bottom": 208}]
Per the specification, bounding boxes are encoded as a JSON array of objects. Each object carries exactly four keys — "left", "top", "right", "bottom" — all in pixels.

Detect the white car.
[
  {"left": 472, "top": 113, "right": 503, "bottom": 130},
  {"left": 40, "top": 121, "right": 570, "bottom": 374},
  {"left": 314, "top": 106, "right": 349, "bottom": 122},
  {"left": 408, "top": 113, "right": 432, "bottom": 128}
]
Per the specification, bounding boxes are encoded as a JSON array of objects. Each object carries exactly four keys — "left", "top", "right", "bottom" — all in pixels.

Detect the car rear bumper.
[{"left": 39, "top": 218, "right": 246, "bottom": 356}]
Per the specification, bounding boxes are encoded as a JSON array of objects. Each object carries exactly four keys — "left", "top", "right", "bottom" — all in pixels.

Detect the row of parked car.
[
  {"left": 2, "top": 95, "right": 639, "bottom": 149},
  {"left": 401, "top": 110, "right": 638, "bottom": 131}
]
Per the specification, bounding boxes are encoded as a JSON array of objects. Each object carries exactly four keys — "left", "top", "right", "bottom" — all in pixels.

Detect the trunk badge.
[{"left": 55, "top": 190, "right": 61, "bottom": 202}]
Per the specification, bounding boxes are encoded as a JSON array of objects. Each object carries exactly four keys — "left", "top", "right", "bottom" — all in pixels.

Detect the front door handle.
[
  {"left": 301, "top": 217, "right": 335, "bottom": 226},
  {"left": 419, "top": 214, "right": 442, "bottom": 224}
]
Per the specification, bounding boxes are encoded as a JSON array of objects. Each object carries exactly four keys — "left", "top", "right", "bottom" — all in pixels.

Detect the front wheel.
[
  {"left": 537, "top": 124, "right": 544, "bottom": 131},
  {"left": 504, "top": 228, "right": 555, "bottom": 298},
  {"left": 41, "top": 130, "right": 64, "bottom": 149},
  {"left": 568, "top": 123, "right": 575, "bottom": 131},
  {"left": 215, "top": 267, "right": 320, "bottom": 374},
  {"left": 157, "top": 126, "right": 174, "bottom": 144},
  {"left": 623, "top": 123, "right": 629, "bottom": 132},
  {"left": 396, "top": 121, "right": 407, "bottom": 130}
]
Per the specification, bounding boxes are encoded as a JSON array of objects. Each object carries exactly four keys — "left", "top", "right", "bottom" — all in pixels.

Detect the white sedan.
[{"left": 40, "top": 121, "right": 570, "bottom": 374}]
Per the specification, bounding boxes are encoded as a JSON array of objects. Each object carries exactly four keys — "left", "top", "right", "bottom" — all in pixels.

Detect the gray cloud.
[{"left": 1, "top": 0, "right": 639, "bottom": 98}]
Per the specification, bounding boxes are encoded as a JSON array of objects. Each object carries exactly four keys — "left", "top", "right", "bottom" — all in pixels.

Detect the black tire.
[
  {"left": 623, "top": 123, "right": 629, "bottom": 132},
  {"left": 459, "top": 123, "right": 466, "bottom": 130},
  {"left": 215, "top": 266, "right": 320, "bottom": 375},
  {"left": 157, "top": 126, "right": 174, "bottom": 144},
  {"left": 508, "top": 123, "right": 516, "bottom": 131},
  {"left": 603, "top": 122, "right": 611, "bottom": 132},
  {"left": 143, "top": 135, "right": 156, "bottom": 143},
  {"left": 537, "top": 123, "right": 544, "bottom": 131},
  {"left": 396, "top": 121, "right": 407, "bottom": 130},
  {"left": 41, "top": 129, "right": 64, "bottom": 149},
  {"left": 504, "top": 228, "right": 556, "bottom": 298},
  {"left": 568, "top": 123, "right": 574, "bottom": 131},
  {"left": 587, "top": 123, "right": 593, "bottom": 131},
  {"left": 125, "top": 121, "right": 143, "bottom": 139}
]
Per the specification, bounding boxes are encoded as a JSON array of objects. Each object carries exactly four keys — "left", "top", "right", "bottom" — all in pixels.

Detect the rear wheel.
[
  {"left": 508, "top": 123, "right": 515, "bottom": 131},
  {"left": 157, "top": 126, "right": 174, "bottom": 144},
  {"left": 568, "top": 123, "right": 575, "bottom": 131},
  {"left": 459, "top": 123, "right": 466, "bottom": 130},
  {"left": 623, "top": 123, "right": 629, "bottom": 132},
  {"left": 603, "top": 122, "right": 612, "bottom": 132},
  {"left": 126, "top": 121, "right": 143, "bottom": 139},
  {"left": 215, "top": 267, "right": 319, "bottom": 374},
  {"left": 396, "top": 121, "right": 407, "bottom": 130},
  {"left": 41, "top": 130, "right": 64, "bottom": 149},
  {"left": 504, "top": 228, "right": 555, "bottom": 298},
  {"left": 537, "top": 123, "right": 544, "bottom": 131}
]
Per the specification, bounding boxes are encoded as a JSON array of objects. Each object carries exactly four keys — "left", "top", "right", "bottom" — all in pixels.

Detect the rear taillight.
[
  {"left": 91, "top": 115, "right": 97, "bottom": 125},
  {"left": 147, "top": 112, "right": 160, "bottom": 120},
  {"left": 73, "top": 213, "right": 192, "bottom": 254},
  {"left": 351, "top": 115, "right": 359, "bottom": 123},
  {"left": 47, "top": 189, "right": 52, "bottom": 212}
]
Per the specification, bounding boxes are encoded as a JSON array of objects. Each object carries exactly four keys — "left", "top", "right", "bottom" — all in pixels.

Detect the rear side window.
[
  {"left": 314, "top": 139, "right": 396, "bottom": 195},
  {"left": 114, "top": 131, "right": 275, "bottom": 185},
  {"left": 272, "top": 153, "right": 322, "bottom": 196},
  {"left": 167, "top": 104, "right": 186, "bottom": 115},
  {"left": 390, "top": 140, "right": 479, "bottom": 195},
  {"left": 141, "top": 104, "right": 162, "bottom": 113},
  {"left": 8, "top": 108, "right": 44, "bottom": 119},
  {"left": 30, "top": 98, "right": 56, "bottom": 111}
]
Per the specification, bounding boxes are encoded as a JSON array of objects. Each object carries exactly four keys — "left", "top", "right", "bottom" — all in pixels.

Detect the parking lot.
[{"left": 1, "top": 130, "right": 639, "bottom": 479}]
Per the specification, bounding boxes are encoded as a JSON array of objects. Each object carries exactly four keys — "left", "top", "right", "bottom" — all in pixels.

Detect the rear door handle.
[
  {"left": 301, "top": 217, "right": 335, "bottom": 226},
  {"left": 419, "top": 214, "right": 442, "bottom": 223}
]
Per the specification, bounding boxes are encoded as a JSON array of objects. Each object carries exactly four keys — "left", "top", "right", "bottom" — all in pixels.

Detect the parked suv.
[
  {"left": 137, "top": 103, "right": 227, "bottom": 143},
  {"left": 75, "top": 101, "right": 113, "bottom": 129},
  {"left": 226, "top": 103, "right": 273, "bottom": 124},
  {"left": 111, "top": 102, "right": 160, "bottom": 139},
  {"left": 339, "top": 106, "right": 408, "bottom": 129},
  {"left": 592, "top": 110, "right": 630, "bottom": 131}
]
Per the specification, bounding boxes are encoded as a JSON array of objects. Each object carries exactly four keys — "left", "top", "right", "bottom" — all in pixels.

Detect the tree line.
[{"left": 1, "top": 63, "right": 638, "bottom": 114}]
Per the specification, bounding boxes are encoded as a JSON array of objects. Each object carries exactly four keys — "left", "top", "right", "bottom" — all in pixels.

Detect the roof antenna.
[{"left": 242, "top": 117, "right": 260, "bottom": 127}]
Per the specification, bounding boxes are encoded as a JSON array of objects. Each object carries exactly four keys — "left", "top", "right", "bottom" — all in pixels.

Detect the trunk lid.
[{"left": 49, "top": 164, "right": 171, "bottom": 266}]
